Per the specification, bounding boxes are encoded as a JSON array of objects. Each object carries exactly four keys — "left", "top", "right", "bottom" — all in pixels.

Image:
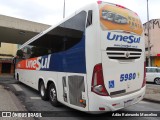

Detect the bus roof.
[{"left": 20, "top": 1, "right": 140, "bottom": 49}]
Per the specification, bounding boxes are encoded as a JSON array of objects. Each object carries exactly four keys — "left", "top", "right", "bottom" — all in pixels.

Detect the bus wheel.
[
  {"left": 49, "top": 83, "right": 59, "bottom": 107},
  {"left": 17, "top": 74, "right": 19, "bottom": 81},
  {"left": 39, "top": 81, "right": 48, "bottom": 100},
  {"left": 16, "top": 74, "right": 20, "bottom": 83}
]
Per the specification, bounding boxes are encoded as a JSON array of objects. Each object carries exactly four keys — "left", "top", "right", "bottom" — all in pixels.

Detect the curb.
[{"left": 143, "top": 98, "right": 160, "bottom": 104}]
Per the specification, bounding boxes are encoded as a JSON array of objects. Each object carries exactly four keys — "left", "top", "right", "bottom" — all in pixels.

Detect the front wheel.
[
  {"left": 154, "top": 78, "right": 160, "bottom": 85},
  {"left": 48, "top": 83, "right": 59, "bottom": 107},
  {"left": 16, "top": 74, "right": 20, "bottom": 83},
  {"left": 39, "top": 81, "right": 48, "bottom": 100},
  {"left": 17, "top": 74, "right": 19, "bottom": 81}
]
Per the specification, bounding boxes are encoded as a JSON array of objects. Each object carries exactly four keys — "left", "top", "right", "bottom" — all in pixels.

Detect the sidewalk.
[
  {"left": 0, "top": 84, "right": 29, "bottom": 120},
  {"left": 0, "top": 74, "right": 14, "bottom": 78},
  {"left": 0, "top": 74, "right": 34, "bottom": 120},
  {"left": 0, "top": 85, "right": 26, "bottom": 111},
  {"left": 0, "top": 74, "right": 26, "bottom": 112},
  {"left": 143, "top": 84, "right": 160, "bottom": 104}
]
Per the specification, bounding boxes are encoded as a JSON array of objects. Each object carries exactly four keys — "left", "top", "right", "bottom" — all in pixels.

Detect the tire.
[
  {"left": 154, "top": 78, "right": 160, "bottom": 85},
  {"left": 39, "top": 81, "right": 48, "bottom": 100},
  {"left": 48, "top": 83, "right": 59, "bottom": 107},
  {"left": 17, "top": 74, "right": 19, "bottom": 81},
  {"left": 16, "top": 74, "right": 20, "bottom": 84}
]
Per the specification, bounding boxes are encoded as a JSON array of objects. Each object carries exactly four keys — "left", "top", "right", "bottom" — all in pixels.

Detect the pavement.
[
  {"left": 0, "top": 75, "right": 34, "bottom": 120},
  {"left": 0, "top": 74, "right": 159, "bottom": 118},
  {"left": 0, "top": 75, "right": 25, "bottom": 111},
  {"left": 0, "top": 85, "right": 26, "bottom": 111},
  {"left": 144, "top": 83, "right": 160, "bottom": 104}
]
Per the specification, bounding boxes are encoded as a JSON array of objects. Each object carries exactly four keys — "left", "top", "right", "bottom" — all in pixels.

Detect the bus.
[{"left": 15, "top": 1, "right": 146, "bottom": 112}]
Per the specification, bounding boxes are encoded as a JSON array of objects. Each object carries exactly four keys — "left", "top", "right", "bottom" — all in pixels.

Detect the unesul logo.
[
  {"left": 26, "top": 55, "right": 51, "bottom": 70},
  {"left": 107, "top": 32, "right": 140, "bottom": 44}
]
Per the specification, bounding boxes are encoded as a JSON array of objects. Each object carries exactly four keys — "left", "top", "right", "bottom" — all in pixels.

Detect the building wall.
[
  {"left": 0, "top": 42, "right": 17, "bottom": 58},
  {"left": 144, "top": 19, "right": 160, "bottom": 66},
  {"left": 154, "top": 57, "right": 160, "bottom": 66},
  {"left": 144, "top": 19, "right": 160, "bottom": 56},
  {"left": 0, "top": 42, "right": 18, "bottom": 75}
]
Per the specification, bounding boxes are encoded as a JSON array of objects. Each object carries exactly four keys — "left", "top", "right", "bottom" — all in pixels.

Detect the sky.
[{"left": 0, "top": 0, "right": 159, "bottom": 25}]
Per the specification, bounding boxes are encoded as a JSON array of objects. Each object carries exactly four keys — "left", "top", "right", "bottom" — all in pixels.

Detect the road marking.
[
  {"left": 12, "top": 84, "right": 23, "bottom": 91},
  {"left": 30, "top": 97, "right": 41, "bottom": 100}
]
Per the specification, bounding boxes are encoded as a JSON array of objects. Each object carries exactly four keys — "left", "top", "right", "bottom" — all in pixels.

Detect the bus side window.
[
  {"left": 28, "top": 11, "right": 86, "bottom": 58},
  {"left": 86, "top": 10, "right": 92, "bottom": 27},
  {"left": 16, "top": 50, "right": 25, "bottom": 63}
]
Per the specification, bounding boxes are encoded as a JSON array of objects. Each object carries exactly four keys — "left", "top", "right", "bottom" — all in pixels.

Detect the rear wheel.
[
  {"left": 39, "top": 81, "right": 48, "bottom": 100},
  {"left": 154, "top": 78, "right": 160, "bottom": 85},
  {"left": 16, "top": 74, "right": 20, "bottom": 84},
  {"left": 48, "top": 83, "right": 59, "bottom": 107},
  {"left": 17, "top": 74, "right": 19, "bottom": 81}
]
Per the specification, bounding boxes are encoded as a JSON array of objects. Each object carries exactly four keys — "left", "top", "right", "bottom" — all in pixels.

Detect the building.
[
  {"left": 0, "top": 43, "right": 18, "bottom": 74},
  {"left": 0, "top": 15, "right": 50, "bottom": 75},
  {"left": 143, "top": 19, "right": 160, "bottom": 66}
]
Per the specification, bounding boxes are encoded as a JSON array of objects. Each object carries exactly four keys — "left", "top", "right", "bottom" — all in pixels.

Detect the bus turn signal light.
[
  {"left": 91, "top": 63, "right": 109, "bottom": 96},
  {"left": 80, "top": 99, "right": 83, "bottom": 103}
]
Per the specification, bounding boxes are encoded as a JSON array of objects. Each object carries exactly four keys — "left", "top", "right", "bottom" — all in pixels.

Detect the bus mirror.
[{"left": 16, "top": 50, "right": 23, "bottom": 58}]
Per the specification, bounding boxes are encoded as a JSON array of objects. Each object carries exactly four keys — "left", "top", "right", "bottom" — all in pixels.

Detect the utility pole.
[
  {"left": 147, "top": 0, "right": 151, "bottom": 66},
  {"left": 63, "top": 0, "right": 65, "bottom": 18}
]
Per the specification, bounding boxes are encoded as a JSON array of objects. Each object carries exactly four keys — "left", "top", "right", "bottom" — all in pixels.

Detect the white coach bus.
[{"left": 15, "top": 1, "right": 146, "bottom": 112}]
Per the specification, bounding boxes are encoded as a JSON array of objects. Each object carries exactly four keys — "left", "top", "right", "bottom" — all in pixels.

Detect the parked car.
[{"left": 146, "top": 67, "right": 160, "bottom": 85}]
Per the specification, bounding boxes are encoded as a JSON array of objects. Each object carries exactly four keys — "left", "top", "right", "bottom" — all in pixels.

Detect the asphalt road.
[{"left": 0, "top": 76, "right": 160, "bottom": 120}]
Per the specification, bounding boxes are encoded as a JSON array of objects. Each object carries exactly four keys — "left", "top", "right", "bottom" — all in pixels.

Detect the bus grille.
[
  {"left": 68, "top": 75, "right": 85, "bottom": 107},
  {"left": 106, "top": 47, "right": 142, "bottom": 60}
]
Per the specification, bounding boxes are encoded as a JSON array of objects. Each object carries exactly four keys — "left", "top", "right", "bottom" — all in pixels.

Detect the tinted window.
[
  {"left": 157, "top": 68, "right": 160, "bottom": 73},
  {"left": 86, "top": 10, "right": 92, "bottom": 27},
  {"left": 18, "top": 11, "right": 87, "bottom": 59},
  {"left": 147, "top": 68, "right": 157, "bottom": 73},
  {"left": 146, "top": 68, "right": 148, "bottom": 72}
]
